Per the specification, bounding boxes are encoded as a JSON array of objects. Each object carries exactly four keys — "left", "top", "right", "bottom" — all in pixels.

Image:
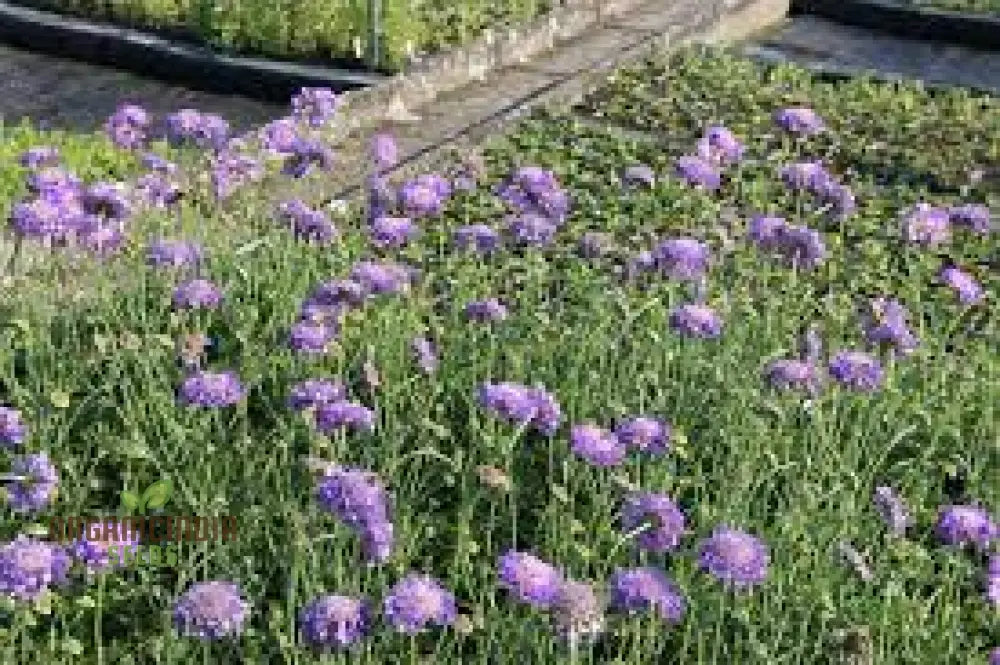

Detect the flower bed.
[{"left": 0, "top": 49, "right": 996, "bottom": 663}]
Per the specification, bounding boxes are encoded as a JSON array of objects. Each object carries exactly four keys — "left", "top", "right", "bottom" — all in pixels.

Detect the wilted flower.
[
  {"left": 653, "top": 237, "right": 710, "bottom": 281},
  {"left": 179, "top": 371, "right": 245, "bottom": 407},
  {"left": 383, "top": 574, "right": 456, "bottom": 634},
  {"left": 299, "top": 594, "right": 371, "bottom": 648},
  {"left": 698, "top": 526, "right": 770, "bottom": 589},
  {"left": 902, "top": 203, "right": 951, "bottom": 247},
  {"left": 669, "top": 303, "right": 723, "bottom": 339},
  {"left": 940, "top": 266, "right": 984, "bottom": 305},
  {"left": 552, "top": 580, "right": 605, "bottom": 644},
  {"left": 497, "top": 551, "right": 563, "bottom": 608},
  {"left": 675, "top": 155, "right": 721, "bottom": 190},
  {"left": 289, "top": 321, "right": 336, "bottom": 354},
  {"left": 622, "top": 164, "right": 655, "bottom": 188},
  {"left": 173, "top": 279, "right": 223, "bottom": 310},
  {"left": 369, "top": 216, "right": 417, "bottom": 249},
  {"left": 291, "top": 87, "right": 340, "bottom": 127},
  {"left": 411, "top": 337, "right": 438, "bottom": 375},
  {"left": 304, "top": 280, "right": 366, "bottom": 319},
  {"left": 873, "top": 486, "right": 912, "bottom": 536},
  {"left": 696, "top": 126, "right": 744, "bottom": 165},
  {"left": 935, "top": 505, "right": 997, "bottom": 549},
  {"left": 620, "top": 492, "right": 686, "bottom": 552},
  {"left": 173, "top": 581, "right": 248, "bottom": 640},
  {"left": 836, "top": 541, "right": 873, "bottom": 582},
  {"left": 0, "top": 535, "right": 71, "bottom": 601},
  {"left": 608, "top": 567, "right": 685, "bottom": 623},
  {"left": 147, "top": 239, "right": 203, "bottom": 269},
  {"left": 105, "top": 104, "right": 150, "bottom": 149},
  {"left": 211, "top": 152, "right": 263, "bottom": 200},
  {"left": 822, "top": 182, "right": 857, "bottom": 219},
  {"left": 465, "top": 298, "right": 508, "bottom": 323},
  {"left": 0, "top": 407, "right": 27, "bottom": 447},
  {"left": 315, "top": 401, "right": 376, "bottom": 434},
  {"left": 6, "top": 453, "right": 59, "bottom": 513},
  {"left": 828, "top": 350, "right": 884, "bottom": 392},
  {"left": 454, "top": 224, "right": 501, "bottom": 253},
  {"left": 774, "top": 107, "right": 825, "bottom": 135},
  {"left": 475, "top": 465, "right": 511, "bottom": 492},
  {"left": 863, "top": 298, "right": 919, "bottom": 356},
  {"left": 570, "top": 424, "right": 626, "bottom": 467},
  {"left": 949, "top": 204, "right": 991, "bottom": 235},
  {"left": 614, "top": 417, "right": 670, "bottom": 454},
  {"left": 288, "top": 379, "right": 346, "bottom": 411}
]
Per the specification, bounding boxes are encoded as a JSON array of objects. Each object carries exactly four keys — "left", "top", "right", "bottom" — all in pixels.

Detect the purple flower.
[
  {"left": 863, "top": 298, "right": 919, "bottom": 356},
  {"left": 828, "top": 350, "right": 884, "bottom": 392},
  {"left": 990, "top": 647, "right": 1000, "bottom": 665},
  {"left": 696, "top": 126, "right": 744, "bottom": 166},
  {"left": 28, "top": 167, "right": 82, "bottom": 201},
  {"left": 873, "top": 486, "right": 912, "bottom": 536},
  {"left": 620, "top": 492, "right": 686, "bottom": 553},
  {"left": 147, "top": 239, "right": 203, "bottom": 269},
  {"left": 622, "top": 164, "right": 655, "bottom": 188},
  {"left": 0, "top": 535, "right": 70, "bottom": 601},
  {"left": 6, "top": 453, "right": 59, "bottom": 513},
  {"left": 9, "top": 197, "right": 81, "bottom": 242},
  {"left": 179, "top": 371, "right": 245, "bottom": 407},
  {"left": 822, "top": 182, "right": 857, "bottom": 219},
  {"left": 935, "top": 505, "right": 997, "bottom": 549},
  {"left": 291, "top": 87, "right": 340, "bottom": 128},
  {"left": 780, "top": 161, "right": 833, "bottom": 194},
  {"left": 282, "top": 139, "right": 335, "bottom": 178},
  {"left": 383, "top": 574, "right": 456, "bottom": 634},
  {"left": 675, "top": 155, "right": 721, "bottom": 190},
  {"left": 774, "top": 107, "right": 825, "bottom": 135},
  {"left": 299, "top": 595, "right": 371, "bottom": 648},
  {"left": 75, "top": 217, "right": 125, "bottom": 257},
  {"left": 135, "top": 173, "right": 182, "bottom": 208},
  {"left": 277, "top": 200, "right": 336, "bottom": 244},
  {"left": 166, "top": 110, "right": 226, "bottom": 149},
  {"left": 359, "top": 519, "right": 394, "bottom": 563},
  {"left": 83, "top": 182, "right": 131, "bottom": 221},
  {"left": 985, "top": 555, "right": 999, "bottom": 608},
  {"left": 259, "top": 116, "right": 301, "bottom": 155},
  {"left": 454, "top": 224, "right": 501, "bottom": 253},
  {"left": 528, "top": 387, "right": 562, "bottom": 436},
  {"left": 19, "top": 146, "right": 60, "bottom": 169},
  {"left": 497, "top": 551, "right": 563, "bottom": 608},
  {"left": 552, "top": 579, "right": 605, "bottom": 644},
  {"left": 141, "top": 153, "right": 177, "bottom": 174},
  {"left": 316, "top": 466, "right": 390, "bottom": 527},
  {"left": 570, "top": 424, "right": 627, "bottom": 467},
  {"left": 940, "top": 266, "right": 984, "bottom": 305},
  {"left": 370, "top": 132, "right": 398, "bottom": 171},
  {"left": 949, "top": 204, "right": 990, "bottom": 235},
  {"left": 105, "top": 104, "right": 150, "bottom": 149},
  {"left": 173, "top": 581, "right": 249, "bottom": 640},
  {"left": 399, "top": 174, "right": 451, "bottom": 218},
  {"left": 748, "top": 214, "right": 788, "bottom": 248},
  {"left": 764, "top": 358, "right": 819, "bottom": 393},
  {"left": 506, "top": 213, "right": 559, "bottom": 247},
  {"left": 698, "top": 527, "right": 770, "bottom": 589},
  {"left": 608, "top": 567, "right": 685, "bottom": 623},
  {"left": 411, "top": 337, "right": 438, "bottom": 375},
  {"left": 173, "top": 279, "right": 223, "bottom": 310},
  {"left": 465, "top": 298, "right": 508, "bottom": 323},
  {"left": 70, "top": 526, "right": 140, "bottom": 572},
  {"left": 349, "top": 261, "right": 412, "bottom": 296},
  {"left": 902, "top": 203, "right": 951, "bottom": 247},
  {"left": 669, "top": 303, "right": 723, "bottom": 339},
  {"left": 615, "top": 417, "right": 670, "bottom": 454},
  {"left": 289, "top": 379, "right": 346, "bottom": 411},
  {"left": 0, "top": 407, "right": 27, "bottom": 447},
  {"left": 479, "top": 382, "right": 536, "bottom": 426},
  {"left": 315, "top": 401, "right": 375, "bottom": 434},
  {"left": 305, "top": 280, "right": 366, "bottom": 318},
  {"left": 496, "top": 166, "right": 570, "bottom": 222},
  {"left": 653, "top": 237, "right": 710, "bottom": 281},
  {"left": 289, "top": 321, "right": 336, "bottom": 354},
  {"left": 772, "top": 224, "right": 826, "bottom": 269},
  {"left": 369, "top": 216, "right": 417, "bottom": 249},
  {"left": 211, "top": 153, "right": 263, "bottom": 200}
]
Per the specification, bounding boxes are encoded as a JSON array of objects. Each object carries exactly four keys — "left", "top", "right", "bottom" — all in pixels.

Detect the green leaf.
[
  {"left": 141, "top": 479, "right": 173, "bottom": 511},
  {"left": 120, "top": 490, "right": 141, "bottom": 512}
]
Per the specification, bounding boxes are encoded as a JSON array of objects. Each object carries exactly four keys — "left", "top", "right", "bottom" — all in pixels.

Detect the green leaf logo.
[
  {"left": 120, "top": 490, "right": 140, "bottom": 512},
  {"left": 140, "top": 479, "right": 173, "bottom": 512}
]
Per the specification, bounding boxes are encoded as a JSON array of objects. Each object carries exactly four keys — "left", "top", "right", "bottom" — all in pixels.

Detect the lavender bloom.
[
  {"left": 383, "top": 574, "right": 456, "bottom": 634},
  {"left": 147, "top": 239, "right": 203, "bottom": 269},
  {"left": 615, "top": 417, "right": 670, "bottom": 454},
  {"left": 620, "top": 492, "right": 686, "bottom": 553},
  {"left": 496, "top": 166, "right": 570, "bottom": 222},
  {"left": 9, "top": 197, "right": 81, "bottom": 242},
  {"left": 277, "top": 200, "right": 336, "bottom": 244},
  {"left": 675, "top": 155, "right": 721, "bottom": 190},
  {"left": 780, "top": 161, "right": 832, "bottom": 194},
  {"left": 940, "top": 266, "right": 984, "bottom": 305},
  {"left": 902, "top": 203, "right": 951, "bottom": 247},
  {"left": 935, "top": 505, "right": 997, "bottom": 549},
  {"left": 105, "top": 104, "right": 150, "bottom": 149},
  {"left": 6, "top": 453, "right": 59, "bottom": 513},
  {"left": 259, "top": 117, "right": 301, "bottom": 155},
  {"left": 774, "top": 107, "right": 825, "bottom": 135},
  {"left": 497, "top": 551, "right": 563, "bottom": 608},
  {"left": 369, "top": 216, "right": 417, "bottom": 249},
  {"left": 399, "top": 174, "right": 451, "bottom": 218},
  {"left": 454, "top": 224, "right": 501, "bottom": 254},
  {"left": 172, "top": 279, "right": 223, "bottom": 310},
  {"left": 173, "top": 581, "right": 249, "bottom": 640},
  {"left": 291, "top": 87, "right": 340, "bottom": 127},
  {"left": 506, "top": 213, "right": 559, "bottom": 247},
  {"left": 696, "top": 126, "right": 744, "bottom": 166},
  {"left": 873, "top": 486, "right": 912, "bottom": 536},
  {"left": 764, "top": 359, "right": 819, "bottom": 393},
  {"left": 315, "top": 466, "right": 390, "bottom": 527},
  {"left": 578, "top": 231, "right": 614, "bottom": 258},
  {"left": 299, "top": 595, "right": 371, "bottom": 648},
  {"left": 19, "top": 146, "right": 60, "bottom": 169},
  {"left": 863, "top": 298, "right": 919, "bottom": 356},
  {"left": 949, "top": 204, "right": 991, "bottom": 235},
  {"left": 135, "top": 173, "right": 182, "bottom": 208},
  {"left": 608, "top": 567, "right": 685, "bottom": 623},
  {"left": 315, "top": 401, "right": 376, "bottom": 434},
  {"left": 669, "top": 303, "right": 723, "bottom": 339},
  {"left": 622, "top": 164, "right": 656, "bottom": 188},
  {"left": 179, "top": 371, "right": 245, "bottom": 407},
  {"left": 282, "top": 139, "right": 335, "bottom": 178},
  {"left": 0, "top": 407, "right": 27, "bottom": 447},
  {"left": 211, "top": 153, "right": 263, "bottom": 200},
  {"left": 370, "top": 132, "right": 398, "bottom": 171},
  {"left": 28, "top": 167, "right": 82, "bottom": 201},
  {"left": 350, "top": 261, "right": 412, "bottom": 296},
  {"left": 465, "top": 298, "right": 508, "bottom": 323},
  {"left": 0, "top": 536, "right": 71, "bottom": 601},
  {"left": 411, "top": 337, "right": 438, "bottom": 375},
  {"left": 552, "top": 580, "right": 605, "bottom": 644},
  {"left": 653, "top": 238, "right": 710, "bottom": 281},
  {"left": 70, "top": 526, "right": 140, "bottom": 572},
  {"left": 828, "top": 350, "right": 884, "bottom": 392},
  {"left": 570, "top": 424, "right": 627, "bottom": 467},
  {"left": 289, "top": 321, "right": 336, "bottom": 354},
  {"left": 289, "top": 379, "right": 346, "bottom": 411},
  {"left": 698, "top": 527, "right": 770, "bottom": 589},
  {"left": 82, "top": 182, "right": 131, "bottom": 221}
]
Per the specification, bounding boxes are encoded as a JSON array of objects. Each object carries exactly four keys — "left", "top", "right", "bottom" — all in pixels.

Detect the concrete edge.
[{"left": 792, "top": 0, "right": 1000, "bottom": 52}]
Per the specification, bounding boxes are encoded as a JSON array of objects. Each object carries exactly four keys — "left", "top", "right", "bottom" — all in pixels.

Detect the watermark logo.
[{"left": 119, "top": 478, "right": 174, "bottom": 514}]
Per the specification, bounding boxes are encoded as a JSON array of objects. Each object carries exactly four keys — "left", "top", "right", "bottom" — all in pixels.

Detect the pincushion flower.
[
  {"left": 863, "top": 298, "right": 919, "bottom": 356},
  {"left": 615, "top": 417, "right": 670, "bottom": 454},
  {"left": 774, "top": 107, "right": 825, "bottom": 135},
  {"left": 570, "top": 424, "right": 627, "bottom": 467},
  {"left": 350, "top": 261, "right": 412, "bottom": 296},
  {"left": 291, "top": 87, "right": 340, "bottom": 127},
  {"left": 0, "top": 407, "right": 27, "bottom": 447},
  {"left": 696, "top": 125, "right": 744, "bottom": 165},
  {"left": 314, "top": 401, "right": 376, "bottom": 434},
  {"left": 620, "top": 492, "right": 686, "bottom": 553},
  {"left": 6, "top": 453, "right": 59, "bottom": 513},
  {"left": 19, "top": 146, "right": 60, "bottom": 169},
  {"left": 507, "top": 213, "right": 559, "bottom": 247},
  {"left": 902, "top": 203, "right": 951, "bottom": 247},
  {"left": 278, "top": 200, "right": 335, "bottom": 244},
  {"left": 289, "top": 379, "right": 346, "bottom": 411},
  {"left": 454, "top": 224, "right": 501, "bottom": 253},
  {"left": 698, "top": 527, "right": 769, "bottom": 589},
  {"left": 669, "top": 303, "right": 723, "bottom": 339},
  {"left": 0, "top": 535, "right": 70, "bottom": 601},
  {"left": 465, "top": 298, "right": 508, "bottom": 323},
  {"left": 653, "top": 238, "right": 710, "bottom": 281},
  {"left": 383, "top": 574, "right": 456, "bottom": 634},
  {"left": 497, "top": 551, "right": 563, "bottom": 608},
  {"left": 496, "top": 166, "right": 570, "bottom": 221},
  {"left": 940, "top": 266, "right": 984, "bottom": 305},
  {"left": 608, "top": 567, "right": 685, "bottom": 623},
  {"left": 105, "top": 104, "right": 150, "bottom": 149},
  {"left": 173, "top": 279, "right": 223, "bottom": 310},
  {"left": 289, "top": 321, "right": 336, "bottom": 354},
  {"left": 399, "top": 174, "right": 451, "bottom": 218},
  {"left": 369, "top": 216, "right": 417, "bottom": 249},
  {"left": 147, "top": 239, "right": 203, "bottom": 269},
  {"left": 828, "top": 350, "right": 884, "bottom": 392},
  {"left": 478, "top": 382, "right": 562, "bottom": 435},
  {"left": 935, "top": 505, "right": 997, "bottom": 549},
  {"left": 179, "top": 371, "right": 245, "bottom": 407},
  {"left": 299, "top": 594, "right": 371, "bottom": 648},
  {"left": 173, "top": 580, "right": 249, "bottom": 640},
  {"left": 675, "top": 155, "right": 721, "bottom": 190},
  {"left": 948, "top": 203, "right": 990, "bottom": 235}
]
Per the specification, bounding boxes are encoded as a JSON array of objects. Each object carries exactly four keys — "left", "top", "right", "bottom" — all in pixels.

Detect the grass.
[{"left": 0, "top": 47, "right": 996, "bottom": 663}]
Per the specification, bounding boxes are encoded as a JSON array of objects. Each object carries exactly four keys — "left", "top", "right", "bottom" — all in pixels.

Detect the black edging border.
[
  {"left": 0, "top": 0, "right": 386, "bottom": 103},
  {"left": 792, "top": 0, "right": 1000, "bottom": 51}
]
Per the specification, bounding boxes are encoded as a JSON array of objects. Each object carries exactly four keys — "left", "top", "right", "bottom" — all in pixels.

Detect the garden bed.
[{"left": 0, "top": 49, "right": 996, "bottom": 663}]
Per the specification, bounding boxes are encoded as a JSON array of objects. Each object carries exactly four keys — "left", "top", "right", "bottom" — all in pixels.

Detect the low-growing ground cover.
[
  {"left": 0, "top": 50, "right": 996, "bottom": 664},
  {"left": 900, "top": 0, "right": 1000, "bottom": 14}
]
